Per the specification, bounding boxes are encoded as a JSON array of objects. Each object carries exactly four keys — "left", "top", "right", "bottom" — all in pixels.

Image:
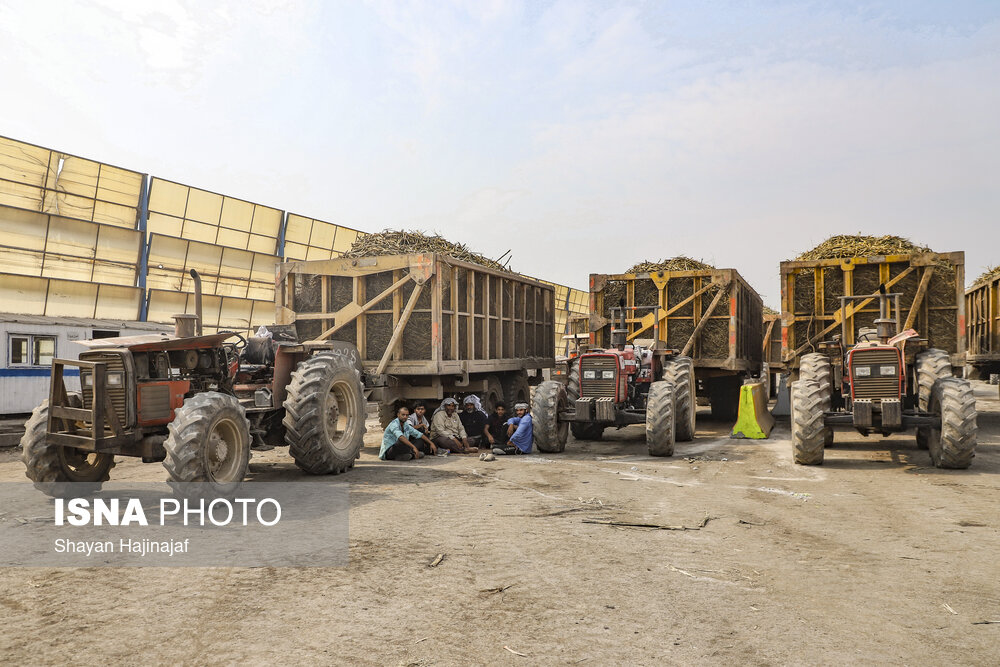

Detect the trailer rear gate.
[
  {"left": 780, "top": 251, "right": 965, "bottom": 369},
  {"left": 966, "top": 273, "right": 1000, "bottom": 376}
]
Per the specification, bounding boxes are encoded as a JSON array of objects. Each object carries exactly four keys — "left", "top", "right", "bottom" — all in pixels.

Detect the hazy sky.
[{"left": 1, "top": 0, "right": 998, "bottom": 306}]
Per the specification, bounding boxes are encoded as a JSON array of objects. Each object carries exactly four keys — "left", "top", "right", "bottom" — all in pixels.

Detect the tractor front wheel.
[
  {"left": 532, "top": 381, "right": 568, "bottom": 453},
  {"left": 163, "top": 392, "right": 251, "bottom": 493},
  {"left": 791, "top": 380, "right": 829, "bottom": 465},
  {"left": 645, "top": 381, "right": 676, "bottom": 457},
  {"left": 927, "top": 377, "right": 977, "bottom": 469},
  {"left": 22, "top": 394, "right": 115, "bottom": 496}
]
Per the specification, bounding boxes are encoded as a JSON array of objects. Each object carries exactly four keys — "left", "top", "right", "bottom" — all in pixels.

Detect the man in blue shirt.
[
  {"left": 493, "top": 402, "right": 532, "bottom": 455},
  {"left": 380, "top": 405, "right": 437, "bottom": 461}
]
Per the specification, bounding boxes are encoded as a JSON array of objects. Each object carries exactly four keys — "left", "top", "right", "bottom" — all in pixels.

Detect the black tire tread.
[
  {"left": 645, "top": 381, "right": 676, "bottom": 457},
  {"left": 929, "top": 377, "right": 977, "bottom": 469},
  {"left": 163, "top": 392, "right": 251, "bottom": 485},
  {"left": 662, "top": 357, "right": 696, "bottom": 441},
  {"left": 532, "top": 380, "right": 568, "bottom": 453},
  {"left": 792, "top": 380, "right": 829, "bottom": 465}
]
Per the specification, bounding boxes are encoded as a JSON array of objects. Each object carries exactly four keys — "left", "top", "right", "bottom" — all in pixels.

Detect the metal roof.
[{"left": 0, "top": 313, "right": 170, "bottom": 331}]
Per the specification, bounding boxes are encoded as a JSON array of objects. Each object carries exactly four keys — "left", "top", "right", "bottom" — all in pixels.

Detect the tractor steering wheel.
[{"left": 223, "top": 332, "right": 248, "bottom": 362}]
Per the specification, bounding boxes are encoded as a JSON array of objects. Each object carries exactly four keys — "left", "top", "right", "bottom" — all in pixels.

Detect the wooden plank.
[
  {"left": 376, "top": 282, "right": 423, "bottom": 375},
  {"left": 50, "top": 406, "right": 92, "bottom": 421},
  {"left": 762, "top": 317, "right": 778, "bottom": 361},
  {"left": 309, "top": 273, "right": 412, "bottom": 339},
  {"left": 681, "top": 280, "right": 732, "bottom": 357},
  {"left": 903, "top": 266, "right": 934, "bottom": 331},
  {"left": 104, "top": 393, "right": 123, "bottom": 435}
]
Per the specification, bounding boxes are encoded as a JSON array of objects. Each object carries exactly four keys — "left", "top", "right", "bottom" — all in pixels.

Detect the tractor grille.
[
  {"left": 579, "top": 356, "right": 617, "bottom": 399},
  {"left": 851, "top": 348, "right": 900, "bottom": 402},
  {"left": 80, "top": 351, "right": 129, "bottom": 428}
]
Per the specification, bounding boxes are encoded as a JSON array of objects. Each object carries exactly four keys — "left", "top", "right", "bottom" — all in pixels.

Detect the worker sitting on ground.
[
  {"left": 484, "top": 401, "right": 510, "bottom": 449},
  {"left": 493, "top": 402, "right": 532, "bottom": 455},
  {"left": 459, "top": 395, "right": 489, "bottom": 448},
  {"left": 407, "top": 402, "right": 430, "bottom": 436},
  {"left": 380, "top": 405, "right": 437, "bottom": 461},
  {"left": 430, "top": 397, "right": 478, "bottom": 454}
]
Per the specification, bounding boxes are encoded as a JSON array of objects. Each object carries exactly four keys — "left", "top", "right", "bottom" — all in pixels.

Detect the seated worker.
[
  {"left": 484, "top": 402, "right": 510, "bottom": 449},
  {"left": 493, "top": 402, "right": 533, "bottom": 455},
  {"left": 407, "top": 402, "right": 430, "bottom": 435},
  {"left": 430, "top": 397, "right": 477, "bottom": 454},
  {"left": 459, "top": 395, "right": 489, "bottom": 448},
  {"left": 380, "top": 405, "right": 437, "bottom": 461}
]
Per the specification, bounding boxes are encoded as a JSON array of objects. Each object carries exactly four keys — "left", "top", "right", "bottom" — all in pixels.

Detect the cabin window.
[{"left": 7, "top": 334, "right": 56, "bottom": 367}]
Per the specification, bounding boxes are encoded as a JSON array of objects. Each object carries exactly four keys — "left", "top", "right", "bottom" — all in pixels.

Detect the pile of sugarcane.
[
  {"left": 625, "top": 256, "right": 714, "bottom": 274},
  {"left": 343, "top": 229, "right": 508, "bottom": 271},
  {"left": 974, "top": 265, "right": 1000, "bottom": 285},
  {"left": 794, "top": 235, "right": 932, "bottom": 261},
  {"left": 763, "top": 305, "right": 779, "bottom": 316}
]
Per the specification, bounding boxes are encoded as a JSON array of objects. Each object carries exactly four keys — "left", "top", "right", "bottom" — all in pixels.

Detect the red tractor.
[
  {"left": 533, "top": 306, "right": 696, "bottom": 456},
  {"left": 791, "top": 285, "right": 977, "bottom": 468},
  {"left": 21, "top": 270, "right": 366, "bottom": 496}
]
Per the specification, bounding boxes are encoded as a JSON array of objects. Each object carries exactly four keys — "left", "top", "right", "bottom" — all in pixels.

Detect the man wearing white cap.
[
  {"left": 430, "top": 397, "right": 478, "bottom": 454},
  {"left": 493, "top": 402, "right": 532, "bottom": 455}
]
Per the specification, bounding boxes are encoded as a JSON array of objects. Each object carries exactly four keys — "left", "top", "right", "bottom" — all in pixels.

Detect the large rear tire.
[
  {"left": 791, "top": 380, "right": 829, "bottom": 465},
  {"left": 283, "top": 352, "right": 365, "bottom": 475},
  {"left": 482, "top": 375, "right": 504, "bottom": 413},
  {"left": 799, "top": 353, "right": 835, "bottom": 447},
  {"left": 22, "top": 394, "right": 115, "bottom": 497},
  {"left": 532, "top": 381, "right": 568, "bottom": 453},
  {"left": 662, "top": 357, "right": 696, "bottom": 441},
  {"left": 916, "top": 349, "right": 952, "bottom": 450},
  {"left": 163, "top": 392, "right": 251, "bottom": 493},
  {"left": 645, "top": 381, "right": 676, "bottom": 457},
  {"left": 570, "top": 422, "right": 605, "bottom": 441},
  {"left": 927, "top": 377, "right": 977, "bottom": 469},
  {"left": 566, "top": 359, "right": 580, "bottom": 403}
]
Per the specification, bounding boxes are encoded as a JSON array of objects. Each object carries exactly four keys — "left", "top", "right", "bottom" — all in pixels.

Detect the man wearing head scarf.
[
  {"left": 493, "top": 402, "right": 532, "bottom": 455},
  {"left": 459, "top": 395, "right": 489, "bottom": 449},
  {"left": 430, "top": 397, "right": 477, "bottom": 454}
]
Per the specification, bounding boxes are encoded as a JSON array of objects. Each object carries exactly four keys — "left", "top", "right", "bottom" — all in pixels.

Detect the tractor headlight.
[
  {"left": 602, "top": 370, "right": 615, "bottom": 379},
  {"left": 583, "top": 370, "right": 596, "bottom": 379},
  {"left": 854, "top": 366, "right": 872, "bottom": 377},
  {"left": 82, "top": 374, "right": 93, "bottom": 386},
  {"left": 879, "top": 366, "right": 896, "bottom": 376},
  {"left": 107, "top": 372, "right": 123, "bottom": 386}
]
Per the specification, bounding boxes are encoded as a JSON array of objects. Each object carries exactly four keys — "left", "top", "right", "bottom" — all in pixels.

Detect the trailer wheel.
[
  {"left": 791, "top": 380, "right": 830, "bottom": 465},
  {"left": 163, "top": 392, "right": 251, "bottom": 493},
  {"left": 483, "top": 375, "right": 504, "bottom": 413},
  {"left": 927, "top": 377, "right": 977, "bottom": 469},
  {"left": 378, "top": 402, "right": 398, "bottom": 429},
  {"left": 284, "top": 352, "right": 365, "bottom": 475},
  {"left": 532, "top": 381, "right": 568, "bottom": 453},
  {"left": 503, "top": 371, "right": 531, "bottom": 408},
  {"left": 570, "top": 422, "right": 605, "bottom": 441},
  {"left": 662, "top": 357, "right": 696, "bottom": 441},
  {"left": 916, "top": 349, "right": 952, "bottom": 450},
  {"left": 799, "top": 353, "right": 835, "bottom": 447},
  {"left": 645, "top": 381, "right": 676, "bottom": 457},
  {"left": 22, "top": 394, "right": 115, "bottom": 497}
]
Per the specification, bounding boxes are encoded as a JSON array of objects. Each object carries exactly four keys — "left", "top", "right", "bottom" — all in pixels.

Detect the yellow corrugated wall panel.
[
  {"left": 185, "top": 241, "right": 224, "bottom": 276},
  {"left": 0, "top": 138, "right": 49, "bottom": 185},
  {"left": 310, "top": 220, "right": 336, "bottom": 249},
  {"left": 46, "top": 279, "right": 99, "bottom": 318},
  {"left": 219, "top": 298, "right": 254, "bottom": 329},
  {"left": 247, "top": 285, "right": 274, "bottom": 301},
  {"left": 91, "top": 264, "right": 138, "bottom": 286},
  {"left": 147, "top": 211, "right": 183, "bottom": 237},
  {"left": 0, "top": 273, "right": 47, "bottom": 314},
  {"left": 0, "top": 180, "right": 44, "bottom": 210},
  {"left": 218, "top": 228, "right": 249, "bottom": 249},
  {"left": 98, "top": 225, "right": 142, "bottom": 265},
  {"left": 92, "top": 199, "right": 137, "bottom": 227},
  {"left": 284, "top": 214, "right": 311, "bottom": 244},
  {"left": 45, "top": 217, "right": 98, "bottom": 260},
  {"left": 332, "top": 228, "right": 360, "bottom": 254},
  {"left": 145, "top": 289, "right": 188, "bottom": 324},
  {"left": 149, "top": 180, "right": 189, "bottom": 217},
  {"left": 45, "top": 155, "right": 99, "bottom": 198},
  {"left": 283, "top": 241, "right": 308, "bottom": 261},
  {"left": 250, "top": 253, "right": 277, "bottom": 283},
  {"left": 42, "top": 190, "right": 96, "bottom": 220},
  {"left": 253, "top": 207, "right": 282, "bottom": 237},
  {"left": 221, "top": 197, "right": 254, "bottom": 232},
  {"left": 247, "top": 233, "right": 276, "bottom": 254},
  {"left": 185, "top": 188, "right": 223, "bottom": 225},
  {"left": 42, "top": 256, "right": 93, "bottom": 282},
  {"left": 94, "top": 284, "right": 142, "bottom": 320},
  {"left": 0, "top": 207, "right": 47, "bottom": 251},
  {"left": 95, "top": 165, "right": 143, "bottom": 207},
  {"left": 184, "top": 220, "right": 217, "bottom": 244},
  {"left": 0, "top": 248, "right": 44, "bottom": 276}
]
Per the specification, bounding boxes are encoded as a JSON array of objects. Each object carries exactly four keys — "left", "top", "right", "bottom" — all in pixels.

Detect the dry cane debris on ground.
[
  {"left": 344, "top": 229, "right": 509, "bottom": 272},
  {"left": 793, "top": 234, "right": 933, "bottom": 261}
]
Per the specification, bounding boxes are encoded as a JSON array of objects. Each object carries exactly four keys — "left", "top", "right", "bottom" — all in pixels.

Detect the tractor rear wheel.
[
  {"left": 571, "top": 422, "right": 605, "bottom": 441},
  {"left": 645, "top": 381, "right": 676, "bottom": 457},
  {"left": 532, "top": 381, "right": 568, "bottom": 453},
  {"left": 662, "top": 357, "right": 696, "bottom": 441},
  {"left": 799, "top": 353, "right": 834, "bottom": 447},
  {"left": 566, "top": 359, "right": 581, "bottom": 403},
  {"left": 284, "top": 352, "right": 365, "bottom": 475},
  {"left": 791, "top": 380, "right": 829, "bottom": 465},
  {"left": 916, "top": 349, "right": 952, "bottom": 450},
  {"left": 163, "top": 392, "right": 251, "bottom": 494},
  {"left": 22, "top": 394, "right": 115, "bottom": 496},
  {"left": 927, "top": 377, "right": 977, "bottom": 469},
  {"left": 503, "top": 371, "right": 531, "bottom": 409}
]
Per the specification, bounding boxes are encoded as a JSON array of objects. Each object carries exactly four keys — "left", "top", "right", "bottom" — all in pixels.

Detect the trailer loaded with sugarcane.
[
  {"left": 529, "top": 258, "right": 764, "bottom": 457},
  {"left": 966, "top": 266, "right": 1000, "bottom": 397},
  {"left": 276, "top": 252, "right": 554, "bottom": 427}
]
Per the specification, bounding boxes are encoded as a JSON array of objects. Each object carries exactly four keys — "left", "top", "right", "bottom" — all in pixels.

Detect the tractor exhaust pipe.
[
  {"left": 875, "top": 284, "right": 893, "bottom": 343},
  {"left": 190, "top": 269, "right": 203, "bottom": 336}
]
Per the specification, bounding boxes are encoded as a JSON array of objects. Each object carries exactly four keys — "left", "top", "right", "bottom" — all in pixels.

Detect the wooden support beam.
[
  {"left": 307, "top": 273, "right": 412, "bottom": 339},
  {"left": 376, "top": 282, "right": 423, "bottom": 375},
  {"left": 762, "top": 317, "right": 778, "bottom": 361},
  {"left": 681, "top": 280, "right": 732, "bottom": 357},
  {"left": 903, "top": 266, "right": 934, "bottom": 331}
]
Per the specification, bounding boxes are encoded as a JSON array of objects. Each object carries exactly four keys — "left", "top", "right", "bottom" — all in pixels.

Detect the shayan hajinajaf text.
[{"left": 53, "top": 538, "right": 190, "bottom": 557}]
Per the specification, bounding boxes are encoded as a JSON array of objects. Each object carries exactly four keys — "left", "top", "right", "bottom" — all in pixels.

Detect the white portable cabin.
[{"left": 0, "top": 314, "right": 170, "bottom": 415}]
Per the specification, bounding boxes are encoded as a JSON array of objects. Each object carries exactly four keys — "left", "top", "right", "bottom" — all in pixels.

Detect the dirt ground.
[{"left": 1, "top": 384, "right": 999, "bottom": 666}]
